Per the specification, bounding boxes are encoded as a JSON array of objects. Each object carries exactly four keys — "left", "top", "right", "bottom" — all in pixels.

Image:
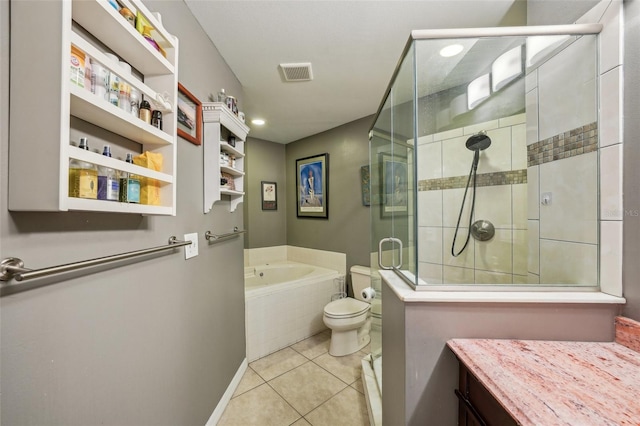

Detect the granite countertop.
[{"left": 448, "top": 317, "right": 640, "bottom": 425}]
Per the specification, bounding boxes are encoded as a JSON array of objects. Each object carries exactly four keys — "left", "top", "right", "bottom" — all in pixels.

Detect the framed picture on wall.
[
  {"left": 296, "top": 153, "right": 329, "bottom": 218},
  {"left": 177, "top": 82, "right": 202, "bottom": 146},
  {"left": 261, "top": 181, "right": 277, "bottom": 210},
  {"left": 380, "top": 152, "right": 408, "bottom": 217}
]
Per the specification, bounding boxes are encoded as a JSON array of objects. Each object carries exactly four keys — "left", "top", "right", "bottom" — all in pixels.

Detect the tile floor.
[{"left": 218, "top": 330, "right": 371, "bottom": 426}]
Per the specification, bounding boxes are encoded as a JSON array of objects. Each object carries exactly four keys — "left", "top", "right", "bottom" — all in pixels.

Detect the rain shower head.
[{"left": 465, "top": 132, "right": 492, "bottom": 151}]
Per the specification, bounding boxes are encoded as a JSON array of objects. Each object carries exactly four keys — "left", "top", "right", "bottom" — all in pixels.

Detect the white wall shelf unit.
[
  {"left": 9, "top": 0, "right": 178, "bottom": 215},
  {"left": 203, "top": 102, "right": 249, "bottom": 213}
]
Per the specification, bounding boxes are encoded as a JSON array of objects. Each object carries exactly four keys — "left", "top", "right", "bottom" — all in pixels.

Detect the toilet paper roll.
[{"left": 361, "top": 287, "right": 376, "bottom": 301}]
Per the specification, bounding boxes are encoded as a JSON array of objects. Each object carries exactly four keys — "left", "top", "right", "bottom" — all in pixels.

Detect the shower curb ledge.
[{"left": 380, "top": 271, "right": 626, "bottom": 304}]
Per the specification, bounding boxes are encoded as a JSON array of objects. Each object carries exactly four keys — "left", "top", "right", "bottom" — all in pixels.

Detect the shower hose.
[{"left": 451, "top": 151, "right": 479, "bottom": 257}]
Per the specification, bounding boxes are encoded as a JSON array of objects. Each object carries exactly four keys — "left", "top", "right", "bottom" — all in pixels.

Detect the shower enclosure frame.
[{"left": 370, "top": 22, "right": 603, "bottom": 291}]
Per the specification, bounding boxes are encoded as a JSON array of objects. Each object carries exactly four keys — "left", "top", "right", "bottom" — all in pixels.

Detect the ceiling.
[{"left": 184, "top": 1, "right": 525, "bottom": 144}]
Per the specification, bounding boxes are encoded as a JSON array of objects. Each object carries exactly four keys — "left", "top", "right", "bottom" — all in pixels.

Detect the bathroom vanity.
[{"left": 448, "top": 317, "right": 640, "bottom": 425}]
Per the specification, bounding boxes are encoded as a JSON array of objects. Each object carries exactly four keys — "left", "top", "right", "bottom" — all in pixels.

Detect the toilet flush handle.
[{"left": 378, "top": 237, "right": 403, "bottom": 270}]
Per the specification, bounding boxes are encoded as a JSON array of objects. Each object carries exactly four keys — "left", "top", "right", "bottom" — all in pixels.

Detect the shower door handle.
[{"left": 378, "top": 237, "right": 403, "bottom": 270}]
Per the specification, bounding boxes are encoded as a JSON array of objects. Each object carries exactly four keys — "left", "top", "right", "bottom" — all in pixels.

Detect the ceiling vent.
[{"left": 279, "top": 62, "right": 313, "bottom": 82}]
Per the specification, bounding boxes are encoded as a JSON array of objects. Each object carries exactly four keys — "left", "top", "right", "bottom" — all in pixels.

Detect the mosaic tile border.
[
  {"left": 418, "top": 169, "right": 527, "bottom": 191},
  {"left": 527, "top": 122, "right": 598, "bottom": 167}
]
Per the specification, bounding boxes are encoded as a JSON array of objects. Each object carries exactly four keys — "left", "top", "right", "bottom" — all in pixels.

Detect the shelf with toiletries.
[
  {"left": 72, "top": 0, "right": 176, "bottom": 75},
  {"left": 203, "top": 102, "right": 249, "bottom": 213},
  {"left": 8, "top": 0, "right": 178, "bottom": 215},
  {"left": 220, "top": 142, "right": 245, "bottom": 159},
  {"left": 68, "top": 146, "right": 173, "bottom": 184}
]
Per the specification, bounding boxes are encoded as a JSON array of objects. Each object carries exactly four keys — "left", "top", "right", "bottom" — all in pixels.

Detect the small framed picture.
[
  {"left": 177, "top": 82, "right": 202, "bottom": 146},
  {"left": 360, "top": 165, "right": 370, "bottom": 206},
  {"left": 296, "top": 153, "right": 329, "bottom": 218},
  {"left": 261, "top": 181, "right": 277, "bottom": 210}
]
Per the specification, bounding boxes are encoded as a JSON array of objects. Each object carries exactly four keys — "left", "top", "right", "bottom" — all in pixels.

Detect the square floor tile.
[
  {"left": 218, "top": 383, "right": 301, "bottom": 426},
  {"left": 350, "top": 378, "right": 365, "bottom": 395},
  {"left": 313, "top": 350, "right": 367, "bottom": 385},
  {"left": 233, "top": 367, "right": 265, "bottom": 397},
  {"left": 290, "top": 332, "right": 331, "bottom": 360},
  {"left": 304, "top": 387, "right": 369, "bottom": 426},
  {"left": 270, "top": 362, "right": 348, "bottom": 415},
  {"left": 250, "top": 347, "right": 308, "bottom": 381}
]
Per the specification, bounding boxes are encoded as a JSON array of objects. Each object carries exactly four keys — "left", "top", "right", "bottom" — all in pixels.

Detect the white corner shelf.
[
  {"left": 9, "top": 0, "right": 179, "bottom": 215},
  {"left": 203, "top": 102, "right": 249, "bottom": 213}
]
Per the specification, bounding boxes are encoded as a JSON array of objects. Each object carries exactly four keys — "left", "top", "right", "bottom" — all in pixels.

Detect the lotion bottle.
[
  {"left": 97, "top": 145, "right": 119, "bottom": 201},
  {"left": 68, "top": 138, "right": 97, "bottom": 199},
  {"left": 119, "top": 153, "right": 140, "bottom": 203}
]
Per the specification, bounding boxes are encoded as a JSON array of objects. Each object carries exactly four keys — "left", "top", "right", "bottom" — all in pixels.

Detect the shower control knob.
[{"left": 541, "top": 192, "right": 552, "bottom": 205}]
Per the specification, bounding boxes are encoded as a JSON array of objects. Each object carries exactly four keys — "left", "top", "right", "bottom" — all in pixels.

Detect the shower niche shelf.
[{"left": 202, "top": 102, "right": 249, "bottom": 213}]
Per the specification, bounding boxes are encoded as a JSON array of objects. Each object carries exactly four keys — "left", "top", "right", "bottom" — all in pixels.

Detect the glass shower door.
[{"left": 368, "top": 41, "right": 419, "bottom": 397}]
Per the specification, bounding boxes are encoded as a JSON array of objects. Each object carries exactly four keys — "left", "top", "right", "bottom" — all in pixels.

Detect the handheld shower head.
[{"left": 465, "top": 132, "right": 492, "bottom": 151}]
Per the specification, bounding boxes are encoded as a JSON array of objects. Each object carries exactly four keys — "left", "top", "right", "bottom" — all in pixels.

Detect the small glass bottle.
[
  {"left": 118, "top": 62, "right": 132, "bottom": 113},
  {"left": 119, "top": 153, "right": 140, "bottom": 203},
  {"left": 139, "top": 100, "right": 151, "bottom": 124},
  {"left": 97, "top": 145, "right": 119, "bottom": 201},
  {"left": 68, "top": 137, "right": 98, "bottom": 199},
  {"left": 91, "top": 61, "right": 108, "bottom": 100}
]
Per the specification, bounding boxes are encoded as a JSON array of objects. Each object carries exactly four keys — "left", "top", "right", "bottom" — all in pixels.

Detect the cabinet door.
[
  {"left": 456, "top": 389, "right": 487, "bottom": 426},
  {"left": 457, "top": 363, "right": 518, "bottom": 426}
]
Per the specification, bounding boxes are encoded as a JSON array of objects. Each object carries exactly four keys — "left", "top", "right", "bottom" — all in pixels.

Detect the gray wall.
[
  {"left": 1, "top": 1, "right": 247, "bottom": 425},
  {"left": 622, "top": 0, "right": 640, "bottom": 322},
  {"left": 286, "top": 116, "right": 372, "bottom": 277},
  {"left": 244, "top": 137, "right": 287, "bottom": 248}
]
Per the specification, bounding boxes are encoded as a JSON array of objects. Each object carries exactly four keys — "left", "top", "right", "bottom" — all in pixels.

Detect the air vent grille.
[{"left": 279, "top": 62, "right": 313, "bottom": 82}]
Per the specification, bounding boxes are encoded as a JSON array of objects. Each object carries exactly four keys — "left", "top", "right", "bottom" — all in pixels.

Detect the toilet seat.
[{"left": 324, "top": 298, "right": 369, "bottom": 319}]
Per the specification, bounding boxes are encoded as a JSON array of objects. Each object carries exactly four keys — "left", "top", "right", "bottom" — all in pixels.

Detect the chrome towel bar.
[
  {"left": 204, "top": 227, "right": 247, "bottom": 242},
  {"left": 0, "top": 236, "right": 191, "bottom": 282}
]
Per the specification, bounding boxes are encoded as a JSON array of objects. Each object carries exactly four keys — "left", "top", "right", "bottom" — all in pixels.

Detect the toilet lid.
[{"left": 324, "top": 298, "right": 370, "bottom": 318}]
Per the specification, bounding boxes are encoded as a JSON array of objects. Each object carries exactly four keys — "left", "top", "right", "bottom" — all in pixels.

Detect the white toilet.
[{"left": 323, "top": 265, "right": 372, "bottom": 356}]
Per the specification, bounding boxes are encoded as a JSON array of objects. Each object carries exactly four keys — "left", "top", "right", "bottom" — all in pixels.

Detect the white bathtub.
[{"left": 244, "top": 261, "right": 340, "bottom": 361}]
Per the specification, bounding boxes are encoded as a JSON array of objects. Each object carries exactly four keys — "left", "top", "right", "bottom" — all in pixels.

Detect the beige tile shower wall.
[
  {"left": 525, "top": 0, "right": 624, "bottom": 293},
  {"left": 537, "top": 36, "right": 597, "bottom": 141},
  {"left": 594, "top": 0, "right": 624, "bottom": 296},
  {"left": 417, "top": 114, "right": 527, "bottom": 285}
]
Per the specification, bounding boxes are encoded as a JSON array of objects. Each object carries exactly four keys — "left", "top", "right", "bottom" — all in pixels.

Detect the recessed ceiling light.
[
  {"left": 251, "top": 119, "right": 265, "bottom": 126},
  {"left": 440, "top": 44, "right": 464, "bottom": 58}
]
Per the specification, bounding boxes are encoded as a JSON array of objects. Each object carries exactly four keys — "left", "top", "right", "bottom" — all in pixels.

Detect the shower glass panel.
[
  {"left": 371, "top": 28, "right": 600, "bottom": 289},
  {"left": 369, "top": 42, "right": 418, "bottom": 396}
]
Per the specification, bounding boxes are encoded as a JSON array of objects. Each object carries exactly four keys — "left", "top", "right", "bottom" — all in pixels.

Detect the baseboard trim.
[
  {"left": 205, "top": 358, "right": 248, "bottom": 425},
  {"left": 361, "top": 355, "right": 382, "bottom": 426}
]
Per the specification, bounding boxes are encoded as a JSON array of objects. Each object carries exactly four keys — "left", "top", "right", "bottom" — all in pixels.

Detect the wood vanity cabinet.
[{"left": 455, "top": 362, "right": 518, "bottom": 426}]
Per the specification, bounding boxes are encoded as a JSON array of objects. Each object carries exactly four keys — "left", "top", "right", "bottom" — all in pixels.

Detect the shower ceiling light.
[
  {"left": 526, "top": 35, "right": 570, "bottom": 67},
  {"left": 467, "top": 74, "right": 491, "bottom": 110},
  {"left": 449, "top": 94, "right": 467, "bottom": 119},
  {"left": 439, "top": 44, "right": 464, "bottom": 58},
  {"left": 492, "top": 45, "right": 523, "bottom": 92},
  {"left": 252, "top": 119, "right": 266, "bottom": 126}
]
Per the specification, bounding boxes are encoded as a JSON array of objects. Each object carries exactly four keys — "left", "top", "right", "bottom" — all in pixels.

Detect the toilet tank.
[{"left": 351, "top": 265, "right": 371, "bottom": 302}]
